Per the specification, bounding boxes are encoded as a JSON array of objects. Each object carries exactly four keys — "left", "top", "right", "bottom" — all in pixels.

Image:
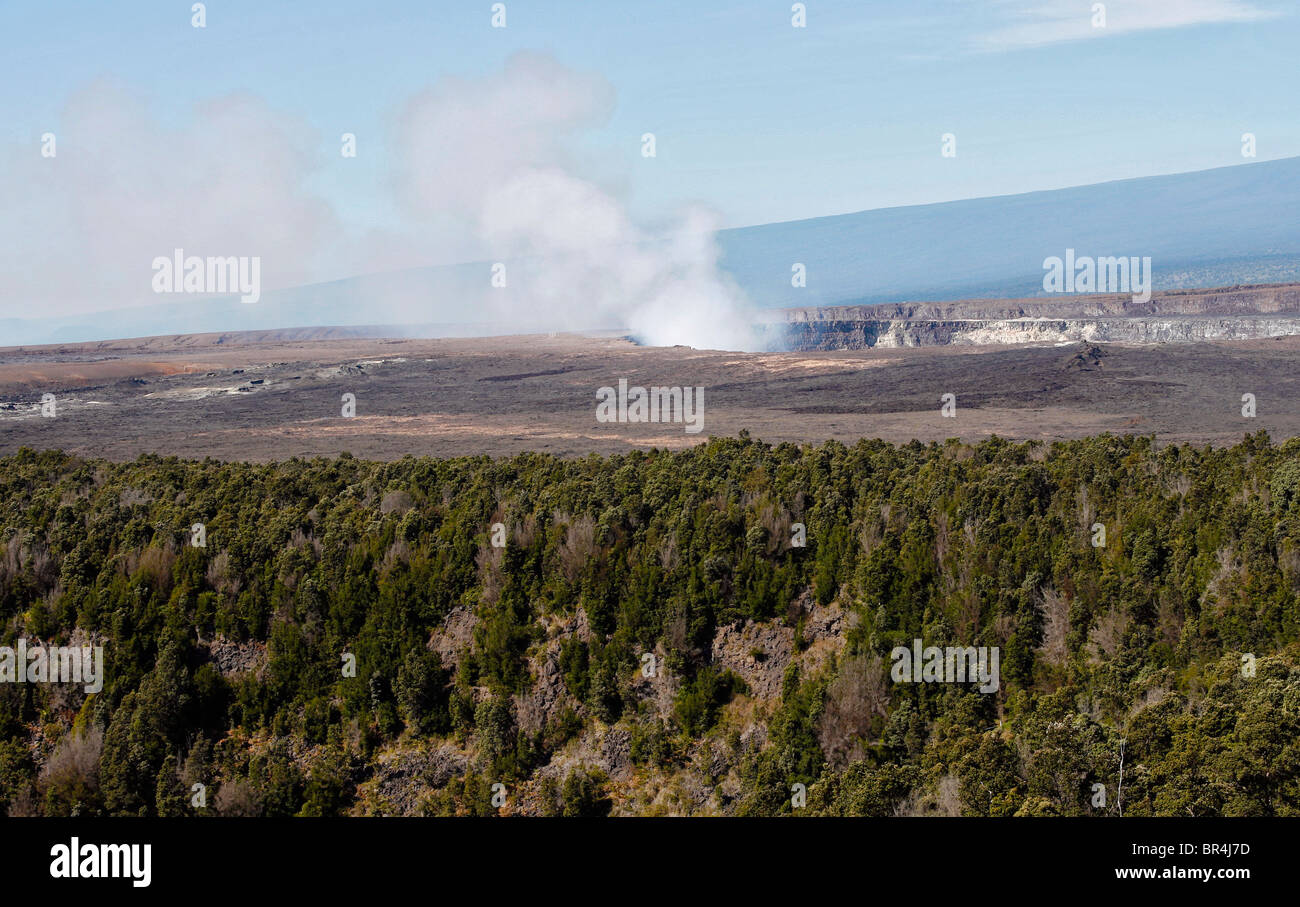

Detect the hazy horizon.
[{"left": 5, "top": 154, "right": 1299, "bottom": 347}]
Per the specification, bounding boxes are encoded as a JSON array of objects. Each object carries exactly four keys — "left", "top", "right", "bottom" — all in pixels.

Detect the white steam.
[
  {"left": 0, "top": 79, "right": 341, "bottom": 316},
  {"left": 2, "top": 54, "right": 761, "bottom": 350},
  {"left": 394, "top": 52, "right": 761, "bottom": 350}
]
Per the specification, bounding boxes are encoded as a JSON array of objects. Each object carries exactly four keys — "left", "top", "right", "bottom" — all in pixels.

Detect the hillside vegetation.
[{"left": 2, "top": 432, "right": 1299, "bottom": 816}]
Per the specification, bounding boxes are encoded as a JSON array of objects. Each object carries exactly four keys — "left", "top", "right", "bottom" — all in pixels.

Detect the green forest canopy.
[{"left": 1, "top": 431, "right": 1298, "bottom": 816}]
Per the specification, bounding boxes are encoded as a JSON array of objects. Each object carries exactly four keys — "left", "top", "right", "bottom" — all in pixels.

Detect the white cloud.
[{"left": 977, "top": 0, "right": 1277, "bottom": 51}]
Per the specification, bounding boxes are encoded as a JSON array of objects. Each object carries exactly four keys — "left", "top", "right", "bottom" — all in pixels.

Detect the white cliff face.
[
  {"left": 866, "top": 317, "right": 1300, "bottom": 348},
  {"left": 776, "top": 284, "right": 1300, "bottom": 350}
]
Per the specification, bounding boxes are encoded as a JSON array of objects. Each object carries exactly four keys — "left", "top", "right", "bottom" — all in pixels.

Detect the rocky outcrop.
[
  {"left": 710, "top": 620, "right": 794, "bottom": 700},
  {"left": 202, "top": 636, "right": 268, "bottom": 679},
  {"left": 516, "top": 637, "right": 581, "bottom": 736},
  {"left": 774, "top": 283, "right": 1300, "bottom": 350},
  {"left": 781, "top": 282, "right": 1300, "bottom": 323},
  {"left": 783, "top": 315, "right": 1300, "bottom": 350},
  {"left": 428, "top": 606, "right": 476, "bottom": 670},
  {"left": 709, "top": 593, "right": 847, "bottom": 701},
  {"left": 362, "top": 743, "right": 468, "bottom": 816}
]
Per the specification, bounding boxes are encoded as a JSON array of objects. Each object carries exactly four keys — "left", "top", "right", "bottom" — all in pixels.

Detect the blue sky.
[{"left": 3, "top": 0, "right": 1296, "bottom": 232}]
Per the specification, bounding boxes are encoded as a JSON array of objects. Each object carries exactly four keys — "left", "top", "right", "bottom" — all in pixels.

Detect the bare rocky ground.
[{"left": 2, "top": 324, "right": 1299, "bottom": 459}]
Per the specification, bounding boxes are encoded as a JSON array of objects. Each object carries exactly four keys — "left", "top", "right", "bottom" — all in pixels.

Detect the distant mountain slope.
[
  {"left": 4, "top": 157, "right": 1298, "bottom": 345},
  {"left": 717, "top": 155, "right": 1300, "bottom": 308}
]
